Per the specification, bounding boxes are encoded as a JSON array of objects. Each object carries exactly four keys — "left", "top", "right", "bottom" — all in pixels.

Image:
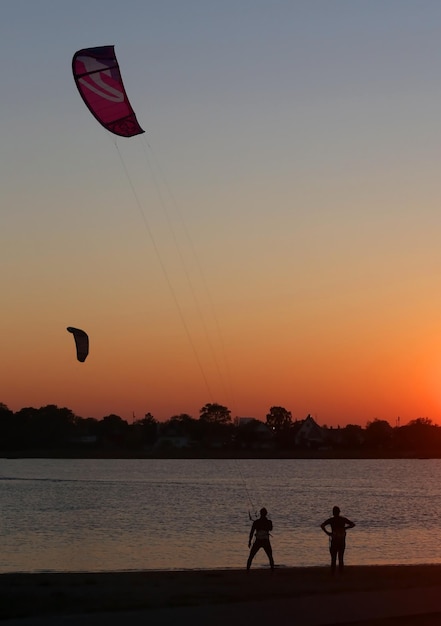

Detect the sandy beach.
[{"left": 1, "top": 565, "right": 441, "bottom": 625}]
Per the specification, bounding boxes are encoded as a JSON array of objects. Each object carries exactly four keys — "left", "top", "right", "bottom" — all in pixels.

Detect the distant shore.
[
  {"left": 2, "top": 564, "right": 441, "bottom": 622},
  {"left": 1, "top": 448, "right": 438, "bottom": 459}
]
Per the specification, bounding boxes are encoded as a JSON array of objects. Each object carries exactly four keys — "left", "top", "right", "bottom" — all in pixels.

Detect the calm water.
[{"left": 1, "top": 458, "right": 440, "bottom": 573}]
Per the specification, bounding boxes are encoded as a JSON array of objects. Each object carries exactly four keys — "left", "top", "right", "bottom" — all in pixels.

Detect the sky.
[{"left": 2, "top": 1, "right": 441, "bottom": 427}]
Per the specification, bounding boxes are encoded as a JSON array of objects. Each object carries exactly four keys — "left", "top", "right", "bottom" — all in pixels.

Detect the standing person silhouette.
[
  {"left": 247, "top": 507, "right": 274, "bottom": 571},
  {"left": 320, "top": 506, "right": 355, "bottom": 575}
]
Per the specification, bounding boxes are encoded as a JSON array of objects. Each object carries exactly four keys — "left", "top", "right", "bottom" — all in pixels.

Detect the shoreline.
[
  {"left": 2, "top": 564, "right": 441, "bottom": 622},
  {"left": 2, "top": 450, "right": 440, "bottom": 459}
]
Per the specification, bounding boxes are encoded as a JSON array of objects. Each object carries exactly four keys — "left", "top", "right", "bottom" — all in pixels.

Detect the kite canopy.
[
  {"left": 72, "top": 45, "right": 144, "bottom": 138},
  {"left": 67, "top": 327, "right": 89, "bottom": 362}
]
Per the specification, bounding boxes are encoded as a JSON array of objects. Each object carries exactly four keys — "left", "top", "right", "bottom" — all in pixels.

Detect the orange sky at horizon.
[{"left": 3, "top": 286, "right": 441, "bottom": 428}]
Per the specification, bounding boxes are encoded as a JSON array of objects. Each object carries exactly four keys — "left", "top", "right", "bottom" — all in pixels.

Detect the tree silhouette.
[
  {"left": 98, "top": 414, "right": 129, "bottom": 445},
  {"left": 199, "top": 403, "right": 231, "bottom": 424},
  {"left": 126, "top": 413, "right": 158, "bottom": 448},
  {"left": 365, "top": 418, "right": 393, "bottom": 449},
  {"left": 340, "top": 424, "right": 364, "bottom": 449},
  {"left": 265, "top": 406, "right": 292, "bottom": 432},
  {"left": 0, "top": 403, "right": 16, "bottom": 450}
]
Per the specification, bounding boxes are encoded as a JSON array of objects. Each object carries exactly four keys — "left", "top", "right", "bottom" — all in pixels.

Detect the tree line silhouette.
[{"left": 0, "top": 402, "right": 440, "bottom": 457}]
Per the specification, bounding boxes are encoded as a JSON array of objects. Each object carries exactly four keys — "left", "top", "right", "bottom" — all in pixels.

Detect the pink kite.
[{"left": 72, "top": 46, "right": 144, "bottom": 138}]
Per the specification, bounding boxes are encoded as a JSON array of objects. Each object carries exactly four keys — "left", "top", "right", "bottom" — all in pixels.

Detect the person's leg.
[
  {"left": 247, "top": 541, "right": 260, "bottom": 570},
  {"left": 338, "top": 545, "right": 345, "bottom": 573},
  {"left": 263, "top": 540, "right": 274, "bottom": 569},
  {"left": 330, "top": 542, "right": 337, "bottom": 575}
]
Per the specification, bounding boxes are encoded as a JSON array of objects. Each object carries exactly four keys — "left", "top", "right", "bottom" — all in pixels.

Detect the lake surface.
[{"left": 0, "top": 458, "right": 440, "bottom": 573}]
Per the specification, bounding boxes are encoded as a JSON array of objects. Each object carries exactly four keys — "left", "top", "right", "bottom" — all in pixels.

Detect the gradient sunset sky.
[{"left": 2, "top": 1, "right": 441, "bottom": 427}]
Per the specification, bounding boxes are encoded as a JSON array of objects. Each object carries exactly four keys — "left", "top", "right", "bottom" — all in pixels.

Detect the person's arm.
[
  {"left": 320, "top": 519, "right": 332, "bottom": 536},
  {"left": 344, "top": 518, "right": 355, "bottom": 530}
]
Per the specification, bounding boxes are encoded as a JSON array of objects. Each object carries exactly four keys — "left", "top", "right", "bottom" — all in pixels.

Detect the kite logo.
[{"left": 77, "top": 56, "right": 124, "bottom": 103}]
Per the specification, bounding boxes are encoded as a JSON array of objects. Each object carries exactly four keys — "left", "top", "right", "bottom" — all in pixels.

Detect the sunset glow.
[{"left": 2, "top": 2, "right": 441, "bottom": 427}]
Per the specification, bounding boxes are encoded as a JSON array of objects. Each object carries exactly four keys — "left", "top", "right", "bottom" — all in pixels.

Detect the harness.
[{"left": 255, "top": 529, "right": 270, "bottom": 541}]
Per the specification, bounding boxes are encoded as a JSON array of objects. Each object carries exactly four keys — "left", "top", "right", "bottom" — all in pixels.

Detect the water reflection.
[{"left": 1, "top": 458, "right": 441, "bottom": 572}]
